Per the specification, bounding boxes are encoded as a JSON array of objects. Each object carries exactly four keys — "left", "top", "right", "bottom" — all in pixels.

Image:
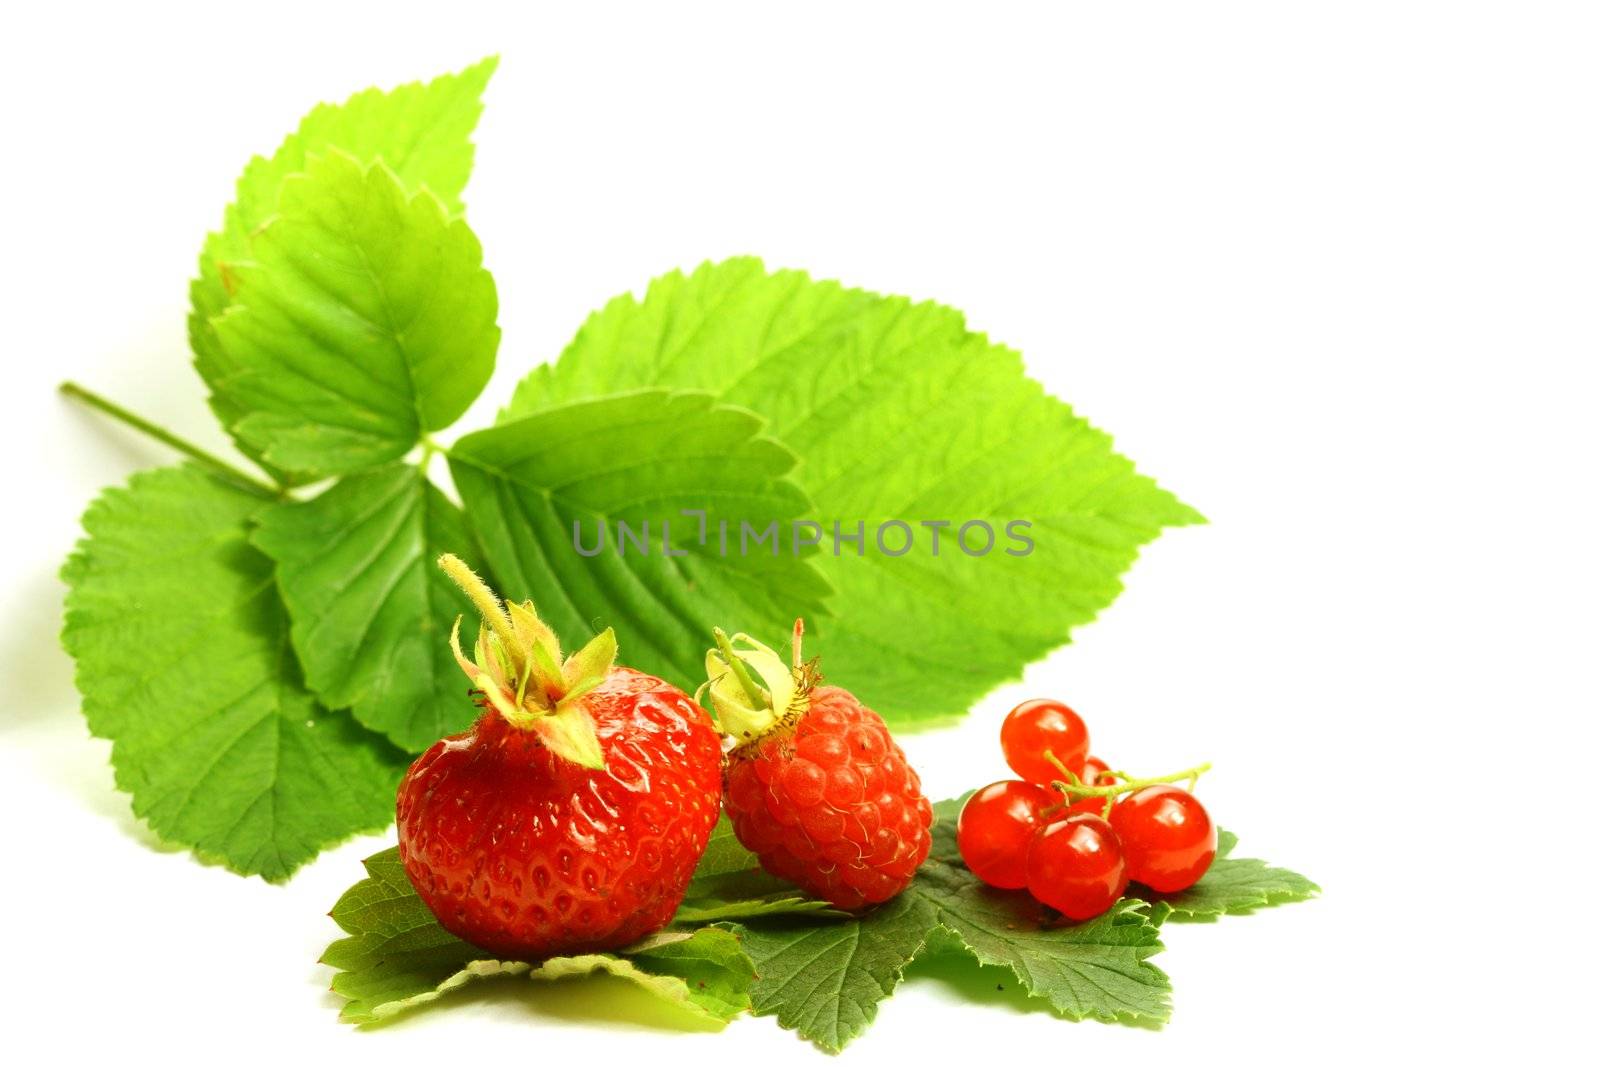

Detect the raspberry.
[{"left": 706, "top": 625, "right": 933, "bottom": 909}]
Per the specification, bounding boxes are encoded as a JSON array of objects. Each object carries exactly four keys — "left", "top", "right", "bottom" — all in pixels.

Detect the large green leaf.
[
  {"left": 59, "top": 466, "right": 408, "bottom": 881},
  {"left": 1140, "top": 830, "right": 1321, "bottom": 922},
  {"left": 728, "top": 796, "right": 1170, "bottom": 1052},
  {"left": 448, "top": 390, "right": 831, "bottom": 692},
  {"left": 503, "top": 258, "right": 1202, "bottom": 725},
  {"left": 190, "top": 57, "right": 497, "bottom": 484},
  {"left": 323, "top": 847, "right": 754, "bottom": 1025},
  {"left": 208, "top": 151, "right": 499, "bottom": 478},
  {"left": 252, "top": 463, "right": 484, "bottom": 752},
  {"left": 730, "top": 893, "right": 939, "bottom": 1052}
]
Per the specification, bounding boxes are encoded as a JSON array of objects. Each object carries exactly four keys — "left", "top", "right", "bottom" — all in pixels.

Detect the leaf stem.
[
  {"left": 418, "top": 434, "right": 443, "bottom": 474},
  {"left": 59, "top": 381, "right": 282, "bottom": 499}
]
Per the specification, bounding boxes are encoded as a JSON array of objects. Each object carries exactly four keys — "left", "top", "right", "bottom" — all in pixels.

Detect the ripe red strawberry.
[
  {"left": 396, "top": 555, "right": 723, "bottom": 959},
  {"left": 704, "top": 622, "right": 933, "bottom": 909}
]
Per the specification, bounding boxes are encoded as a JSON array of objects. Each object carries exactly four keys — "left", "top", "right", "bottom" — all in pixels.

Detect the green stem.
[
  {"left": 713, "top": 628, "right": 769, "bottom": 708},
  {"left": 1044, "top": 751, "right": 1212, "bottom": 804},
  {"left": 418, "top": 434, "right": 443, "bottom": 474},
  {"left": 60, "top": 381, "right": 282, "bottom": 499},
  {"left": 438, "top": 553, "right": 520, "bottom": 656}
]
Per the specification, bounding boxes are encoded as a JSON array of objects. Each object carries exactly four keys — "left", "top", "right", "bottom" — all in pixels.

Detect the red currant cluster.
[{"left": 956, "top": 699, "right": 1216, "bottom": 920}]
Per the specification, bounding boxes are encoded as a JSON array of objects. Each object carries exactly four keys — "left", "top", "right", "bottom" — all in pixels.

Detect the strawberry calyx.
[
  {"left": 438, "top": 553, "right": 610, "bottom": 769},
  {"left": 701, "top": 619, "right": 817, "bottom": 748}
]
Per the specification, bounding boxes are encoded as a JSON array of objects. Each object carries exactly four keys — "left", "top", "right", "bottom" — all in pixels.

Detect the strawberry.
[
  {"left": 396, "top": 555, "right": 723, "bottom": 959},
  {"left": 702, "top": 622, "right": 933, "bottom": 909}
]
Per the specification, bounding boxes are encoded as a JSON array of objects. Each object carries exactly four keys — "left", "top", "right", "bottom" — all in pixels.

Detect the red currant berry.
[
  {"left": 1025, "top": 813, "right": 1128, "bottom": 920},
  {"left": 1000, "top": 699, "right": 1089, "bottom": 785},
  {"left": 1108, "top": 785, "right": 1217, "bottom": 893},
  {"left": 956, "top": 779, "right": 1057, "bottom": 889},
  {"left": 1067, "top": 756, "right": 1116, "bottom": 815}
]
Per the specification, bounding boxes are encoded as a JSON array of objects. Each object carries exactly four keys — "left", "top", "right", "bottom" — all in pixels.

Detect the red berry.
[
  {"left": 724, "top": 685, "right": 931, "bottom": 909},
  {"left": 1025, "top": 813, "right": 1128, "bottom": 920},
  {"left": 396, "top": 557, "right": 723, "bottom": 959},
  {"left": 1067, "top": 755, "right": 1117, "bottom": 815},
  {"left": 957, "top": 780, "right": 1057, "bottom": 889},
  {"left": 398, "top": 670, "right": 722, "bottom": 957},
  {"left": 1109, "top": 785, "right": 1217, "bottom": 893},
  {"left": 1001, "top": 699, "right": 1090, "bottom": 785}
]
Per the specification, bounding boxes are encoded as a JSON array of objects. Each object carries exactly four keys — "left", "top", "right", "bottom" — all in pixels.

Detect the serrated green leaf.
[
  {"left": 690, "top": 813, "right": 761, "bottom": 879},
  {"left": 676, "top": 871, "right": 840, "bottom": 924},
  {"left": 207, "top": 151, "right": 498, "bottom": 478},
  {"left": 730, "top": 796, "right": 1169, "bottom": 1051},
  {"left": 324, "top": 848, "right": 753, "bottom": 1025},
  {"left": 606, "top": 926, "right": 755, "bottom": 1021},
  {"left": 448, "top": 390, "right": 831, "bottom": 692},
  {"left": 191, "top": 57, "right": 497, "bottom": 484},
  {"left": 251, "top": 463, "right": 484, "bottom": 752},
  {"left": 1139, "top": 830, "right": 1320, "bottom": 922},
  {"left": 914, "top": 799, "right": 1169, "bottom": 1024},
  {"left": 675, "top": 892, "right": 837, "bottom": 925},
  {"left": 59, "top": 465, "right": 408, "bottom": 881},
  {"left": 678, "top": 816, "right": 838, "bottom": 923},
  {"left": 729, "top": 893, "right": 940, "bottom": 1053},
  {"left": 916, "top": 868, "right": 1170, "bottom": 1024},
  {"left": 505, "top": 258, "right": 1201, "bottom": 726}
]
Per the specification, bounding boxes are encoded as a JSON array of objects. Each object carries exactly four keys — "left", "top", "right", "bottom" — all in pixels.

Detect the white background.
[{"left": 3, "top": 2, "right": 1595, "bottom": 1062}]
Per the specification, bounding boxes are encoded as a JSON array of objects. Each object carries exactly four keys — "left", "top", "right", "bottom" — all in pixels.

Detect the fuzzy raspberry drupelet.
[
  {"left": 396, "top": 556, "right": 722, "bottom": 959},
  {"left": 707, "top": 625, "right": 932, "bottom": 910}
]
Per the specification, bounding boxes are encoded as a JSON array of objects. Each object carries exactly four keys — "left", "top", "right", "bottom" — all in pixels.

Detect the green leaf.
[
  {"left": 323, "top": 848, "right": 754, "bottom": 1025},
  {"left": 448, "top": 389, "right": 831, "bottom": 692},
  {"left": 729, "top": 796, "right": 1170, "bottom": 1051},
  {"left": 675, "top": 893, "right": 835, "bottom": 925},
  {"left": 191, "top": 57, "right": 497, "bottom": 484},
  {"left": 605, "top": 927, "right": 755, "bottom": 1022},
  {"left": 251, "top": 463, "right": 484, "bottom": 752},
  {"left": 505, "top": 258, "right": 1202, "bottom": 727},
  {"left": 208, "top": 151, "right": 499, "bottom": 478},
  {"left": 690, "top": 813, "right": 761, "bottom": 879},
  {"left": 59, "top": 465, "right": 408, "bottom": 881},
  {"left": 729, "top": 894, "right": 940, "bottom": 1053},
  {"left": 1140, "top": 830, "right": 1320, "bottom": 922},
  {"left": 918, "top": 797, "right": 1169, "bottom": 1025},
  {"left": 915, "top": 874, "right": 1170, "bottom": 1024},
  {"left": 677, "top": 816, "right": 838, "bottom": 923},
  {"left": 676, "top": 872, "right": 840, "bottom": 924}
]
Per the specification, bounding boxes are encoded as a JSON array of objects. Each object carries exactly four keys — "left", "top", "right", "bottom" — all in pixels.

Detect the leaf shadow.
[
  {"left": 901, "top": 938, "right": 1165, "bottom": 1033},
  {"left": 900, "top": 939, "right": 1058, "bottom": 1018},
  {"left": 336, "top": 971, "right": 730, "bottom": 1035},
  {"left": 0, "top": 561, "right": 80, "bottom": 730}
]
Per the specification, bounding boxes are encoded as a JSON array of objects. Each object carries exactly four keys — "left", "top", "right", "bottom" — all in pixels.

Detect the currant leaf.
[
  {"left": 448, "top": 390, "right": 832, "bottom": 694},
  {"left": 722, "top": 796, "right": 1170, "bottom": 1051},
  {"left": 502, "top": 257, "right": 1201, "bottom": 726},
  {"left": 726, "top": 894, "right": 940, "bottom": 1053},
  {"left": 251, "top": 463, "right": 485, "bottom": 752},
  {"left": 675, "top": 873, "right": 842, "bottom": 924},
  {"left": 691, "top": 814, "right": 762, "bottom": 879},
  {"left": 1139, "top": 830, "right": 1321, "bottom": 922},
  {"left": 191, "top": 56, "right": 497, "bottom": 484},
  {"left": 323, "top": 847, "right": 754, "bottom": 1025},
  {"left": 59, "top": 465, "right": 408, "bottom": 881}
]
